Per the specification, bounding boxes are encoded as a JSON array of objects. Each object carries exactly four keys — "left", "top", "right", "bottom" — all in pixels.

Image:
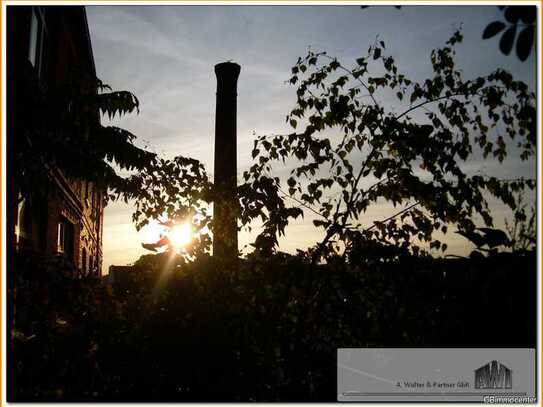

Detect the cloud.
[{"left": 87, "top": 5, "right": 536, "bottom": 271}]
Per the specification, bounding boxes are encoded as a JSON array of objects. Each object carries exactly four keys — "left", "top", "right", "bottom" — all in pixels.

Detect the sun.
[{"left": 168, "top": 223, "right": 193, "bottom": 248}]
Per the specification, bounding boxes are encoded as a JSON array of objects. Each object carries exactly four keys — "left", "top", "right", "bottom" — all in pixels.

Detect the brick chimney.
[{"left": 213, "top": 62, "right": 240, "bottom": 264}]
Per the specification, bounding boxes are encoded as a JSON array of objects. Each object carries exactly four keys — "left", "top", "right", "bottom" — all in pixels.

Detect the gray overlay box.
[{"left": 337, "top": 348, "right": 536, "bottom": 402}]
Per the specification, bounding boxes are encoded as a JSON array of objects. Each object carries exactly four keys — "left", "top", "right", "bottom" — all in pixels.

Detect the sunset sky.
[{"left": 86, "top": 5, "right": 537, "bottom": 273}]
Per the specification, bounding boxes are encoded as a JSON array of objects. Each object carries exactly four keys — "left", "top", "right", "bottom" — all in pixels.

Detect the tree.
[
  {"left": 505, "top": 191, "right": 536, "bottom": 253},
  {"left": 13, "top": 64, "right": 156, "bottom": 203},
  {"left": 127, "top": 155, "right": 214, "bottom": 260},
  {"left": 241, "top": 29, "right": 535, "bottom": 264},
  {"left": 123, "top": 30, "right": 535, "bottom": 266}
]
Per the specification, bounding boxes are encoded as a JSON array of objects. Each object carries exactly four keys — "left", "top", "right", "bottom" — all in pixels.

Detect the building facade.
[{"left": 7, "top": 6, "right": 105, "bottom": 276}]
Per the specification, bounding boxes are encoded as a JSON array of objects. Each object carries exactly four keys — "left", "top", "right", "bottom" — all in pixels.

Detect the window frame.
[
  {"left": 57, "top": 217, "right": 75, "bottom": 260},
  {"left": 27, "top": 7, "right": 48, "bottom": 79},
  {"left": 57, "top": 222, "right": 65, "bottom": 254}
]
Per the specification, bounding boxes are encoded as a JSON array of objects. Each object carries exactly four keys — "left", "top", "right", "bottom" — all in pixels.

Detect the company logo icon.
[{"left": 474, "top": 360, "right": 512, "bottom": 389}]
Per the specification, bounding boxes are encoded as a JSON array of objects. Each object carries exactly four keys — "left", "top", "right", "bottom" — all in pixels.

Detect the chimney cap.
[{"left": 215, "top": 61, "right": 241, "bottom": 77}]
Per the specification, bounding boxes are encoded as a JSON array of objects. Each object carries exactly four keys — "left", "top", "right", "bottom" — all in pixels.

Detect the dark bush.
[{"left": 9, "top": 248, "right": 536, "bottom": 401}]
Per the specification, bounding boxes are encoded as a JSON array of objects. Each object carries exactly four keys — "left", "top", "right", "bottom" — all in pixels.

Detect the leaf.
[
  {"left": 482, "top": 21, "right": 506, "bottom": 39},
  {"left": 516, "top": 26, "right": 534, "bottom": 61},
  {"left": 519, "top": 6, "right": 536, "bottom": 24},
  {"left": 499, "top": 25, "right": 517, "bottom": 55},
  {"left": 504, "top": 6, "right": 521, "bottom": 23}
]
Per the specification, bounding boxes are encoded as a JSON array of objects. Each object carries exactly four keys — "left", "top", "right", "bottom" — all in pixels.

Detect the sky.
[{"left": 86, "top": 4, "right": 537, "bottom": 274}]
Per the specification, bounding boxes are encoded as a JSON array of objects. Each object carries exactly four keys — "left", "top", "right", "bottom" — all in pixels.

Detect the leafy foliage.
[
  {"left": 127, "top": 30, "right": 535, "bottom": 266},
  {"left": 10, "top": 251, "right": 121, "bottom": 400},
  {"left": 455, "top": 227, "right": 511, "bottom": 258},
  {"left": 127, "top": 155, "right": 214, "bottom": 258},
  {"left": 505, "top": 191, "right": 536, "bottom": 253},
  {"left": 14, "top": 66, "right": 155, "bottom": 202},
  {"left": 10, "top": 249, "right": 536, "bottom": 401},
  {"left": 483, "top": 6, "right": 536, "bottom": 61},
  {"left": 243, "top": 30, "right": 535, "bottom": 263}
]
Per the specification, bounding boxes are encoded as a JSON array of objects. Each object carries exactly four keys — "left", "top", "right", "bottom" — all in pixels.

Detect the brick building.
[{"left": 7, "top": 6, "right": 105, "bottom": 276}]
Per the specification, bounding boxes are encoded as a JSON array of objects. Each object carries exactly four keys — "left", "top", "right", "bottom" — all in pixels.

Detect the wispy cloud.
[{"left": 88, "top": 5, "right": 536, "bottom": 272}]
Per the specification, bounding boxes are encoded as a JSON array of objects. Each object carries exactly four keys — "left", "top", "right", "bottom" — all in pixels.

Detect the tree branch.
[
  {"left": 277, "top": 185, "right": 326, "bottom": 220},
  {"left": 321, "top": 54, "right": 380, "bottom": 108},
  {"left": 396, "top": 93, "right": 464, "bottom": 120},
  {"left": 363, "top": 201, "right": 421, "bottom": 232}
]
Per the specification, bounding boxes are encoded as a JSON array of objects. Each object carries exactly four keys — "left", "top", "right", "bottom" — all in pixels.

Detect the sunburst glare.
[{"left": 168, "top": 223, "right": 193, "bottom": 248}]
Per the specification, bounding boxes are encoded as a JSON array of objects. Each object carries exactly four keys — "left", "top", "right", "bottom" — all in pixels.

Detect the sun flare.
[{"left": 168, "top": 223, "right": 193, "bottom": 248}]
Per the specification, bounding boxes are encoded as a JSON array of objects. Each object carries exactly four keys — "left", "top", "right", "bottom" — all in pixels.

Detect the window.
[
  {"left": 28, "top": 8, "right": 49, "bottom": 79},
  {"left": 15, "top": 197, "right": 32, "bottom": 247},
  {"left": 57, "top": 217, "right": 74, "bottom": 259},
  {"left": 57, "top": 223, "right": 65, "bottom": 253},
  {"left": 28, "top": 10, "right": 38, "bottom": 67}
]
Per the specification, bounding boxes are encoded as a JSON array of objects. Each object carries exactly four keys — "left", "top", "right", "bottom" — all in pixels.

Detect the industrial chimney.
[{"left": 213, "top": 62, "right": 240, "bottom": 265}]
